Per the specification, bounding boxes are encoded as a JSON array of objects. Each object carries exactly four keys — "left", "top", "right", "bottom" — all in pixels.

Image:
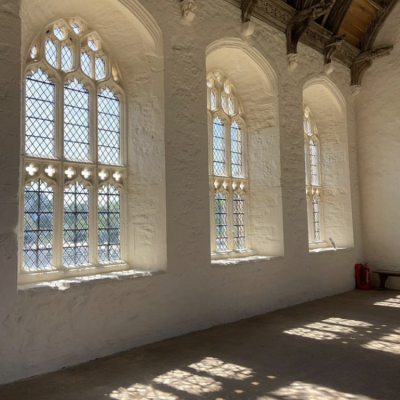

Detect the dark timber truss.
[{"left": 223, "top": 0, "right": 398, "bottom": 89}]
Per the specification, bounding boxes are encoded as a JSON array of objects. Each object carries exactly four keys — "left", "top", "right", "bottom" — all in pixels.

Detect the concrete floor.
[{"left": 1, "top": 290, "right": 400, "bottom": 400}]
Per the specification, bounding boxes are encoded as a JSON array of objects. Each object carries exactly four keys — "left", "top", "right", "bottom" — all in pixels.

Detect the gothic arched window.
[
  {"left": 304, "top": 106, "right": 323, "bottom": 244},
  {"left": 207, "top": 71, "right": 249, "bottom": 255},
  {"left": 21, "top": 18, "right": 126, "bottom": 280}
]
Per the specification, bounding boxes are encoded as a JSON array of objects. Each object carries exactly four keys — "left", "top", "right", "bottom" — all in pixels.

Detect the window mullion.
[
  {"left": 210, "top": 184, "right": 216, "bottom": 253},
  {"left": 243, "top": 192, "right": 249, "bottom": 251},
  {"left": 90, "top": 84, "right": 98, "bottom": 163},
  {"left": 55, "top": 75, "right": 64, "bottom": 161},
  {"left": 89, "top": 178, "right": 98, "bottom": 266},
  {"left": 53, "top": 173, "right": 64, "bottom": 269},
  {"left": 227, "top": 185, "right": 234, "bottom": 251},
  {"left": 226, "top": 119, "right": 232, "bottom": 177},
  {"left": 119, "top": 185, "right": 128, "bottom": 262},
  {"left": 52, "top": 76, "right": 64, "bottom": 269},
  {"left": 88, "top": 83, "right": 98, "bottom": 266}
]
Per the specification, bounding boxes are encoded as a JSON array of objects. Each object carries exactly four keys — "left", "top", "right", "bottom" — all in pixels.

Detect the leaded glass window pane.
[
  {"left": 95, "top": 56, "right": 106, "bottom": 80},
  {"left": 98, "top": 88, "right": 121, "bottom": 165},
  {"left": 45, "top": 39, "right": 57, "bottom": 68},
  {"left": 53, "top": 27, "right": 66, "bottom": 40},
  {"left": 231, "top": 121, "right": 243, "bottom": 178},
  {"left": 81, "top": 51, "right": 92, "bottom": 77},
  {"left": 210, "top": 91, "right": 216, "bottom": 111},
  {"left": 213, "top": 118, "right": 226, "bottom": 176},
  {"left": 64, "top": 79, "right": 90, "bottom": 161},
  {"left": 228, "top": 97, "right": 235, "bottom": 115},
  {"left": 309, "top": 139, "right": 319, "bottom": 186},
  {"left": 233, "top": 193, "right": 245, "bottom": 250},
  {"left": 215, "top": 192, "right": 229, "bottom": 252},
  {"left": 25, "top": 69, "right": 55, "bottom": 157},
  {"left": 221, "top": 95, "right": 228, "bottom": 113},
  {"left": 98, "top": 185, "right": 121, "bottom": 262},
  {"left": 312, "top": 198, "right": 321, "bottom": 242},
  {"left": 63, "top": 182, "right": 89, "bottom": 266},
  {"left": 23, "top": 179, "right": 53, "bottom": 270},
  {"left": 61, "top": 45, "right": 73, "bottom": 71},
  {"left": 22, "top": 20, "right": 126, "bottom": 275}
]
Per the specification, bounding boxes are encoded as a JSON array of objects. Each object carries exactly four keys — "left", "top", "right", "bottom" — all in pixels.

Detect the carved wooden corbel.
[
  {"left": 241, "top": 0, "right": 259, "bottom": 36},
  {"left": 181, "top": 0, "right": 197, "bottom": 23},
  {"left": 286, "top": 0, "right": 334, "bottom": 69},
  {"left": 350, "top": 46, "right": 393, "bottom": 96},
  {"left": 324, "top": 34, "right": 346, "bottom": 74}
]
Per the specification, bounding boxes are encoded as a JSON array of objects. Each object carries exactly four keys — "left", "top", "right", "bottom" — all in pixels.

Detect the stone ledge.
[
  {"left": 18, "top": 269, "right": 165, "bottom": 292},
  {"left": 309, "top": 247, "right": 352, "bottom": 254},
  {"left": 212, "top": 255, "right": 282, "bottom": 267}
]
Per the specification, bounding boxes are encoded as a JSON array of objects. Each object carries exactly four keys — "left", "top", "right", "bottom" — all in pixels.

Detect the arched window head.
[
  {"left": 20, "top": 18, "right": 126, "bottom": 282},
  {"left": 207, "top": 71, "right": 250, "bottom": 256},
  {"left": 303, "top": 106, "right": 323, "bottom": 245}
]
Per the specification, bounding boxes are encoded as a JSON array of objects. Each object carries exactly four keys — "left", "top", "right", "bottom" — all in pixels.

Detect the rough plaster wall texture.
[
  {"left": 357, "top": 2, "right": 400, "bottom": 289},
  {"left": 0, "top": 0, "right": 21, "bottom": 321},
  {"left": 304, "top": 83, "right": 354, "bottom": 247},
  {"left": 0, "top": 0, "right": 363, "bottom": 385}
]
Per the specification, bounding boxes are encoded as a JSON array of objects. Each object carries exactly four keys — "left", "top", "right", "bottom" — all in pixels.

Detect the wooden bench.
[{"left": 373, "top": 270, "right": 400, "bottom": 290}]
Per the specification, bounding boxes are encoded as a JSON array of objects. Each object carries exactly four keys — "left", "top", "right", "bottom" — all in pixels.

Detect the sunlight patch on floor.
[
  {"left": 110, "top": 383, "right": 178, "bottom": 400},
  {"left": 322, "top": 318, "right": 372, "bottom": 327},
  {"left": 258, "top": 381, "right": 378, "bottom": 400},
  {"left": 153, "top": 369, "right": 222, "bottom": 395},
  {"left": 374, "top": 298, "right": 400, "bottom": 308},
  {"left": 362, "top": 340, "right": 400, "bottom": 355},
  {"left": 304, "top": 322, "right": 356, "bottom": 334},
  {"left": 284, "top": 327, "right": 340, "bottom": 340},
  {"left": 188, "top": 357, "right": 253, "bottom": 380}
]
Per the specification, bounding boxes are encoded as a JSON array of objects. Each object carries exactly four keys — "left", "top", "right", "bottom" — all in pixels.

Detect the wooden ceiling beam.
[
  {"left": 324, "top": 0, "right": 355, "bottom": 34},
  {"left": 364, "top": 0, "right": 383, "bottom": 10},
  {"left": 225, "top": 0, "right": 360, "bottom": 67},
  {"left": 360, "top": 0, "right": 398, "bottom": 51}
]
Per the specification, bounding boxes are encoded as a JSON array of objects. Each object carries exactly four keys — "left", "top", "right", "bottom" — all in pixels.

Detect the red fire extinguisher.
[{"left": 355, "top": 263, "right": 373, "bottom": 290}]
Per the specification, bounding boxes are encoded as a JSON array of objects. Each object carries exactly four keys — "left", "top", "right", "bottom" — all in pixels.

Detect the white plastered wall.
[
  {"left": 304, "top": 78, "right": 354, "bottom": 248},
  {"left": 0, "top": 0, "right": 363, "bottom": 385},
  {"left": 357, "top": 2, "right": 400, "bottom": 289}
]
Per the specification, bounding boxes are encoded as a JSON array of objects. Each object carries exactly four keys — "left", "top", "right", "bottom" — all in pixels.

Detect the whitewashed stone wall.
[
  {"left": 0, "top": 0, "right": 363, "bottom": 385},
  {"left": 357, "top": 2, "right": 400, "bottom": 289}
]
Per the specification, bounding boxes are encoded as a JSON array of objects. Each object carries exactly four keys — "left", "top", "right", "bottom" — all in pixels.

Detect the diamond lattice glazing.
[
  {"left": 98, "top": 88, "right": 120, "bottom": 165},
  {"left": 233, "top": 193, "right": 245, "bottom": 250},
  {"left": 312, "top": 198, "right": 321, "bottom": 242},
  {"left": 81, "top": 52, "right": 92, "bottom": 77},
  {"left": 61, "top": 44, "right": 73, "bottom": 71},
  {"left": 215, "top": 192, "right": 229, "bottom": 252},
  {"left": 25, "top": 69, "right": 55, "bottom": 157},
  {"left": 63, "top": 182, "right": 89, "bottom": 266},
  {"left": 45, "top": 39, "right": 57, "bottom": 68},
  {"left": 98, "top": 185, "right": 121, "bottom": 262},
  {"left": 95, "top": 56, "right": 105, "bottom": 80},
  {"left": 309, "top": 139, "right": 319, "bottom": 186},
  {"left": 213, "top": 118, "right": 226, "bottom": 176},
  {"left": 23, "top": 179, "right": 54, "bottom": 270},
  {"left": 231, "top": 121, "right": 243, "bottom": 178},
  {"left": 64, "top": 79, "right": 90, "bottom": 161}
]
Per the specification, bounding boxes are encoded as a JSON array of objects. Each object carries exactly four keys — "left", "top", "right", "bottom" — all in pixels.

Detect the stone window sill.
[
  {"left": 211, "top": 255, "right": 282, "bottom": 267},
  {"left": 309, "top": 247, "right": 352, "bottom": 254},
  {"left": 18, "top": 269, "right": 165, "bottom": 292}
]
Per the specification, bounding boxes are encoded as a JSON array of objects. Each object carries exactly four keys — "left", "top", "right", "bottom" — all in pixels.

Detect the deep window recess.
[
  {"left": 207, "top": 71, "right": 249, "bottom": 256},
  {"left": 304, "top": 106, "right": 323, "bottom": 245},
  {"left": 21, "top": 18, "right": 126, "bottom": 281}
]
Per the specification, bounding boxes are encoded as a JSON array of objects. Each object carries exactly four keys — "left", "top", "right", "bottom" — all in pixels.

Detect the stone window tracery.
[
  {"left": 21, "top": 18, "right": 126, "bottom": 282},
  {"left": 304, "top": 106, "right": 323, "bottom": 245},
  {"left": 207, "top": 71, "right": 250, "bottom": 256}
]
